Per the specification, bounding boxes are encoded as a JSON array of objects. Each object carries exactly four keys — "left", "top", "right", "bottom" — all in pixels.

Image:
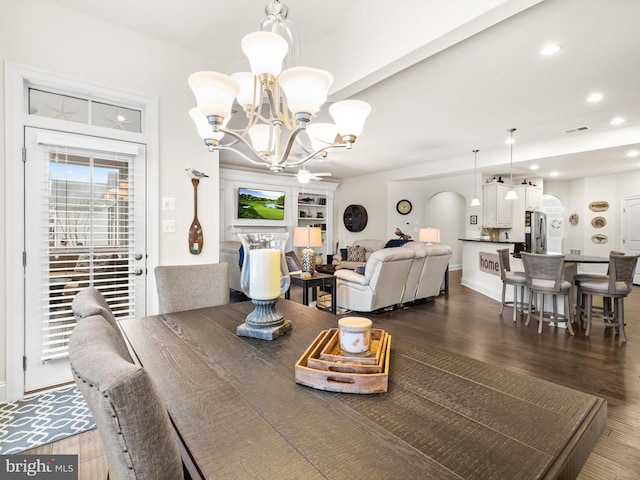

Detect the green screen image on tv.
[{"left": 238, "top": 188, "right": 285, "bottom": 220}]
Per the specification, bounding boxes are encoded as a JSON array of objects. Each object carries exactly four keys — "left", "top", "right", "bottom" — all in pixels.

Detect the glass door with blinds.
[{"left": 23, "top": 128, "right": 147, "bottom": 392}]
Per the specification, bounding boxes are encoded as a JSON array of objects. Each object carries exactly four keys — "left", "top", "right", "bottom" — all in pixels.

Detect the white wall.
[{"left": 1, "top": 0, "right": 220, "bottom": 396}]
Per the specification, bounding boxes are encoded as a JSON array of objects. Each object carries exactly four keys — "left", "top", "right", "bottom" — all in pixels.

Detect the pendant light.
[
  {"left": 505, "top": 128, "right": 518, "bottom": 200},
  {"left": 470, "top": 149, "right": 481, "bottom": 206}
]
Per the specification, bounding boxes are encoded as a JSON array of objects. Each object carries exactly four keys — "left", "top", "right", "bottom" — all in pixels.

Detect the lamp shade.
[
  {"left": 241, "top": 31, "right": 288, "bottom": 77},
  {"left": 470, "top": 197, "right": 481, "bottom": 206},
  {"left": 293, "top": 226, "right": 322, "bottom": 248},
  {"left": 248, "top": 124, "right": 272, "bottom": 153},
  {"left": 231, "top": 72, "right": 261, "bottom": 109},
  {"left": 329, "top": 100, "right": 371, "bottom": 138},
  {"left": 419, "top": 228, "right": 441, "bottom": 244},
  {"left": 188, "top": 71, "right": 239, "bottom": 120},
  {"left": 505, "top": 189, "right": 518, "bottom": 200},
  {"left": 189, "top": 108, "right": 225, "bottom": 141},
  {"left": 279, "top": 67, "right": 333, "bottom": 116},
  {"left": 306, "top": 123, "right": 339, "bottom": 151}
]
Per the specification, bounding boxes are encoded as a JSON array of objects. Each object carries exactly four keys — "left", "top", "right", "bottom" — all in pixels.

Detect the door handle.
[
  {"left": 134, "top": 268, "right": 144, "bottom": 276},
  {"left": 134, "top": 253, "right": 143, "bottom": 261}
]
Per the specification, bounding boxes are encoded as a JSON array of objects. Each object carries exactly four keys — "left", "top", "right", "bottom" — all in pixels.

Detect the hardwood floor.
[{"left": 23, "top": 270, "right": 640, "bottom": 479}]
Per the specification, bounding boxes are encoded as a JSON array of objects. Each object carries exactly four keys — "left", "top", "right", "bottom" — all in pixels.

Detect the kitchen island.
[{"left": 459, "top": 238, "right": 518, "bottom": 302}]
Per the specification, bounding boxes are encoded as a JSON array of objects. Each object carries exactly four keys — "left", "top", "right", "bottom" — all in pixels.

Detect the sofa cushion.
[{"left": 347, "top": 245, "right": 367, "bottom": 262}]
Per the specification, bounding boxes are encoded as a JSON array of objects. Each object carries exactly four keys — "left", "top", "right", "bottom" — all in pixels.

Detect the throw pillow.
[
  {"left": 347, "top": 245, "right": 366, "bottom": 263},
  {"left": 355, "top": 264, "right": 366, "bottom": 274},
  {"left": 340, "top": 248, "right": 347, "bottom": 260}
]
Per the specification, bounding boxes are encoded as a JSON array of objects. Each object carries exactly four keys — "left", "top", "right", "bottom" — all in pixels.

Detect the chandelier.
[{"left": 188, "top": 1, "right": 371, "bottom": 173}]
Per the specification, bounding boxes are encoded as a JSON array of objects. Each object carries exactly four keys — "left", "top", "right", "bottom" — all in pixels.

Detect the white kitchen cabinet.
[{"left": 483, "top": 183, "right": 513, "bottom": 228}]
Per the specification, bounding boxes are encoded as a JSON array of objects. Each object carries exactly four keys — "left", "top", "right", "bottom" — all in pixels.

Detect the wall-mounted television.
[{"left": 237, "top": 187, "right": 286, "bottom": 220}]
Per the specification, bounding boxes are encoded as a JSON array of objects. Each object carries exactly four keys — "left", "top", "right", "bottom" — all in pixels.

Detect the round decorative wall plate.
[
  {"left": 592, "top": 234, "right": 608, "bottom": 244},
  {"left": 589, "top": 201, "right": 609, "bottom": 212},
  {"left": 591, "top": 216, "right": 606, "bottom": 228},
  {"left": 569, "top": 213, "right": 579, "bottom": 226},
  {"left": 343, "top": 204, "right": 368, "bottom": 232}
]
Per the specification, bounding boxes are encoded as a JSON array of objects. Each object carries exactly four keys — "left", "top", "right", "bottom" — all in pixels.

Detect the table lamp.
[
  {"left": 293, "top": 226, "right": 323, "bottom": 275},
  {"left": 419, "top": 227, "right": 441, "bottom": 245}
]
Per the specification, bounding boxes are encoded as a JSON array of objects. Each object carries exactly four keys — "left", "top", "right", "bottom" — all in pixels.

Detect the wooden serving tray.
[
  {"left": 295, "top": 328, "right": 391, "bottom": 394},
  {"left": 308, "top": 329, "right": 388, "bottom": 373},
  {"left": 319, "top": 328, "right": 387, "bottom": 365}
]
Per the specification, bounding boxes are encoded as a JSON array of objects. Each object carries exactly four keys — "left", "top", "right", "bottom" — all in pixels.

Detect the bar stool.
[
  {"left": 497, "top": 248, "right": 527, "bottom": 322},
  {"left": 574, "top": 250, "right": 624, "bottom": 321},
  {"left": 580, "top": 254, "right": 639, "bottom": 343},
  {"left": 521, "top": 253, "right": 574, "bottom": 335}
]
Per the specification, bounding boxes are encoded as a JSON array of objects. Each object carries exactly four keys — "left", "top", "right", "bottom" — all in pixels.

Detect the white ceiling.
[{"left": 43, "top": 0, "right": 640, "bottom": 182}]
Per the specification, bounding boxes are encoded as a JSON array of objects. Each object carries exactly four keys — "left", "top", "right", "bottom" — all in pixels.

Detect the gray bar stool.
[
  {"left": 579, "top": 254, "right": 639, "bottom": 343},
  {"left": 521, "top": 253, "right": 574, "bottom": 335},
  {"left": 497, "top": 248, "right": 527, "bottom": 322}
]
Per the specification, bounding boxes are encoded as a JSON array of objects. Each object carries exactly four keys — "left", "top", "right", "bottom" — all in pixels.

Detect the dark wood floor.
[{"left": 25, "top": 270, "right": 640, "bottom": 479}]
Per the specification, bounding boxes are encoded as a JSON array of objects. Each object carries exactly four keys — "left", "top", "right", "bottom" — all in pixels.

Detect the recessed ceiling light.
[
  {"left": 540, "top": 43, "right": 561, "bottom": 56},
  {"left": 586, "top": 92, "right": 603, "bottom": 103},
  {"left": 550, "top": 171, "right": 559, "bottom": 177},
  {"left": 610, "top": 116, "right": 625, "bottom": 126},
  {"left": 529, "top": 165, "right": 539, "bottom": 170},
  {"left": 627, "top": 150, "right": 640, "bottom": 158}
]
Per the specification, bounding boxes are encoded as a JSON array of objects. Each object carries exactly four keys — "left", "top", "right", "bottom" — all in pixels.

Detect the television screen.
[{"left": 238, "top": 188, "right": 286, "bottom": 220}]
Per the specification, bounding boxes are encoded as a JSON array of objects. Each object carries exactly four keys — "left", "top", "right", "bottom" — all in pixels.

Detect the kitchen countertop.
[{"left": 459, "top": 238, "right": 518, "bottom": 244}]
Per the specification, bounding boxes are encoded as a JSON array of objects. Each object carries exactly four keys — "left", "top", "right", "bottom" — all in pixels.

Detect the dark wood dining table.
[{"left": 120, "top": 299, "right": 605, "bottom": 479}]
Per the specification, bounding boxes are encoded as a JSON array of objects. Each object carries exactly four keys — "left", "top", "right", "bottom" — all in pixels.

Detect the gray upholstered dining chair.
[
  {"left": 579, "top": 254, "right": 639, "bottom": 343},
  {"left": 154, "top": 263, "right": 229, "bottom": 314},
  {"left": 521, "top": 253, "right": 574, "bottom": 335},
  {"left": 497, "top": 248, "right": 527, "bottom": 322},
  {"left": 71, "top": 286, "right": 133, "bottom": 362},
  {"left": 69, "top": 314, "right": 184, "bottom": 480}
]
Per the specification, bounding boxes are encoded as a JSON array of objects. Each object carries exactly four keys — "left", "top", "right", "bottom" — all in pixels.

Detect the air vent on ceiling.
[{"left": 563, "top": 126, "right": 590, "bottom": 133}]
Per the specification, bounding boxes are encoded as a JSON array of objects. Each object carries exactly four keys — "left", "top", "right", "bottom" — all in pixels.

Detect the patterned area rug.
[{"left": 0, "top": 385, "right": 95, "bottom": 454}]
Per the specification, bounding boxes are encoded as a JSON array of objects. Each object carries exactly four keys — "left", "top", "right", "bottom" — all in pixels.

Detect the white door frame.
[
  {"left": 4, "top": 62, "right": 159, "bottom": 402},
  {"left": 621, "top": 194, "right": 640, "bottom": 285}
]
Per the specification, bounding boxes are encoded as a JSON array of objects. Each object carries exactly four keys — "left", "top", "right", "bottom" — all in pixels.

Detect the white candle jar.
[
  {"left": 238, "top": 233, "right": 290, "bottom": 301},
  {"left": 338, "top": 317, "right": 373, "bottom": 356}
]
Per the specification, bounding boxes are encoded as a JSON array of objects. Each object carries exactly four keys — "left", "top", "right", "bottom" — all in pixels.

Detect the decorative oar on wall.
[{"left": 186, "top": 168, "right": 208, "bottom": 255}]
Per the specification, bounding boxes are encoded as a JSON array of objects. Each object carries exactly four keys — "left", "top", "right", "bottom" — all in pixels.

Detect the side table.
[{"left": 285, "top": 271, "right": 337, "bottom": 314}]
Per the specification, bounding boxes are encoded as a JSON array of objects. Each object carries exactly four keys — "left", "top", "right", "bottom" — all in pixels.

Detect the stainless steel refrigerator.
[{"left": 525, "top": 211, "right": 547, "bottom": 254}]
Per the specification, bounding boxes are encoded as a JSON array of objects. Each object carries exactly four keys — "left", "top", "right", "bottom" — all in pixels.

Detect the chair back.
[
  {"left": 69, "top": 315, "right": 184, "bottom": 480},
  {"left": 497, "top": 249, "right": 511, "bottom": 281},
  {"left": 71, "top": 287, "right": 133, "bottom": 362},
  {"left": 155, "top": 263, "right": 229, "bottom": 314},
  {"left": 607, "top": 254, "right": 639, "bottom": 294},
  {"left": 521, "top": 253, "right": 566, "bottom": 292}
]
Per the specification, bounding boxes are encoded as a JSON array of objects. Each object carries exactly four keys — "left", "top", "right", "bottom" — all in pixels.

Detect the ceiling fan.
[{"left": 293, "top": 168, "right": 332, "bottom": 184}]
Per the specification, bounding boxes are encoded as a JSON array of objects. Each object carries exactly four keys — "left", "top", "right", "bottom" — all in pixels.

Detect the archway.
[{"left": 427, "top": 191, "right": 466, "bottom": 268}]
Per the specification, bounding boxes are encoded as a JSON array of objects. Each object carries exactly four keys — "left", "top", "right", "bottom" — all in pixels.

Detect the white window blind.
[{"left": 38, "top": 142, "right": 136, "bottom": 361}]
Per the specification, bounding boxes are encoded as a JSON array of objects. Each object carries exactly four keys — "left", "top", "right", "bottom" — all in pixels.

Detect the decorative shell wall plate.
[
  {"left": 592, "top": 234, "right": 608, "bottom": 244},
  {"left": 591, "top": 216, "right": 606, "bottom": 228},
  {"left": 589, "top": 201, "right": 609, "bottom": 212},
  {"left": 569, "top": 213, "right": 579, "bottom": 226}
]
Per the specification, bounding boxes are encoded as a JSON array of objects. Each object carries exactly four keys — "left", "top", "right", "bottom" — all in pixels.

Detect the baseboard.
[{"left": 0, "top": 382, "right": 7, "bottom": 405}]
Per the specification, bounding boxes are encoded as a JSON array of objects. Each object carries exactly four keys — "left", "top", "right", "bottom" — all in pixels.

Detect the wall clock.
[{"left": 396, "top": 199, "right": 412, "bottom": 215}]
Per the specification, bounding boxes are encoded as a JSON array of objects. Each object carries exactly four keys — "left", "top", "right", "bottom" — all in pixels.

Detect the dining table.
[{"left": 120, "top": 299, "right": 605, "bottom": 480}]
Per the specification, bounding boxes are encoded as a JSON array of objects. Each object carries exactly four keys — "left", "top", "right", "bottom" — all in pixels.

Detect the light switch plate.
[
  {"left": 162, "top": 219, "right": 176, "bottom": 233},
  {"left": 162, "top": 197, "right": 176, "bottom": 211}
]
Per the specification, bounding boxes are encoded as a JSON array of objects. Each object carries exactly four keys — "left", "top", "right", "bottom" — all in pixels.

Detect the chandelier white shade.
[
  {"left": 241, "top": 31, "right": 288, "bottom": 76},
  {"left": 188, "top": 1, "right": 371, "bottom": 173}
]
